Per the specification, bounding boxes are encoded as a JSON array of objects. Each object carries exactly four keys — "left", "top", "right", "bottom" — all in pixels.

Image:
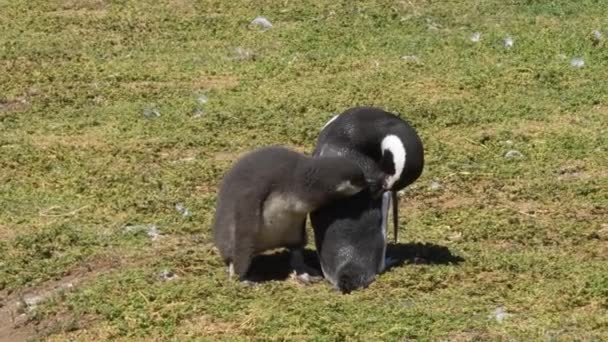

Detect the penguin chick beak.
[{"left": 366, "top": 177, "right": 385, "bottom": 199}]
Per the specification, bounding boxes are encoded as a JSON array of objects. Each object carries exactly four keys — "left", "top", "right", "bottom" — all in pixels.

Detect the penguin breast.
[{"left": 256, "top": 193, "right": 312, "bottom": 251}]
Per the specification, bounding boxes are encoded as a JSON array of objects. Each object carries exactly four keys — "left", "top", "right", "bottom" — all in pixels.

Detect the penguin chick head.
[{"left": 303, "top": 156, "right": 368, "bottom": 199}]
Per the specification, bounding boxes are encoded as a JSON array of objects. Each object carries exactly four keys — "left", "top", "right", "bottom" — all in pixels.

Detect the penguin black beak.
[
  {"left": 366, "top": 178, "right": 385, "bottom": 199},
  {"left": 392, "top": 190, "right": 399, "bottom": 244},
  {"left": 380, "top": 191, "right": 391, "bottom": 245}
]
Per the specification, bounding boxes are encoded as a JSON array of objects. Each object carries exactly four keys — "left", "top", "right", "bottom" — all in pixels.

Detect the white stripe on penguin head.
[
  {"left": 321, "top": 114, "right": 340, "bottom": 129},
  {"left": 381, "top": 134, "right": 406, "bottom": 189}
]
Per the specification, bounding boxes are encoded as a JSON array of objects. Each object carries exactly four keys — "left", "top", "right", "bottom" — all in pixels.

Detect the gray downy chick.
[{"left": 212, "top": 146, "right": 367, "bottom": 284}]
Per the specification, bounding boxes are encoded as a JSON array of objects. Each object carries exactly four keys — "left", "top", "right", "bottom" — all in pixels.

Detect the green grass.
[{"left": 1, "top": 0, "right": 607, "bottom": 340}]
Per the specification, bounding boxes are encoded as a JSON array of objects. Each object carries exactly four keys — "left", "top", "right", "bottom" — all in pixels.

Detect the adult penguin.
[{"left": 314, "top": 106, "right": 424, "bottom": 243}]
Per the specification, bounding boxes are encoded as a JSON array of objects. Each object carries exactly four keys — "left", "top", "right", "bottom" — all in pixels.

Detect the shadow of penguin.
[
  {"left": 243, "top": 243, "right": 463, "bottom": 282},
  {"left": 244, "top": 248, "right": 321, "bottom": 282},
  {"left": 385, "top": 242, "right": 464, "bottom": 271}
]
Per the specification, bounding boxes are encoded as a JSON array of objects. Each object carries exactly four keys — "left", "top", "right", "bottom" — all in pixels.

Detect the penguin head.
[
  {"left": 379, "top": 124, "right": 425, "bottom": 191},
  {"left": 379, "top": 134, "right": 406, "bottom": 191}
]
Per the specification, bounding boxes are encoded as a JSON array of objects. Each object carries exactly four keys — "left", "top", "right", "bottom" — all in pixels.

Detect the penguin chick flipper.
[
  {"left": 231, "top": 199, "right": 262, "bottom": 282},
  {"left": 290, "top": 249, "right": 323, "bottom": 284}
]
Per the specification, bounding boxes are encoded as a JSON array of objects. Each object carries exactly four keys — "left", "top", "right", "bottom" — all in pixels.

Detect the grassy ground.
[{"left": 1, "top": 0, "right": 607, "bottom": 340}]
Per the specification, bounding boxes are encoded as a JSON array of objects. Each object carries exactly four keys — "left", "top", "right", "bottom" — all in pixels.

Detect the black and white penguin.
[
  {"left": 314, "top": 106, "right": 424, "bottom": 242},
  {"left": 212, "top": 146, "right": 368, "bottom": 284},
  {"left": 310, "top": 189, "right": 393, "bottom": 293},
  {"left": 310, "top": 106, "right": 424, "bottom": 293}
]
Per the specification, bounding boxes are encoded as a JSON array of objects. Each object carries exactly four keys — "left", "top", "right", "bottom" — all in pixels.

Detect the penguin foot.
[
  {"left": 289, "top": 249, "right": 322, "bottom": 280},
  {"left": 240, "top": 279, "right": 259, "bottom": 287},
  {"left": 291, "top": 271, "right": 323, "bottom": 284}
]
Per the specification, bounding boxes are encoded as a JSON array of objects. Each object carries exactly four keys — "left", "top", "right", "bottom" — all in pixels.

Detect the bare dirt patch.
[
  {"left": 47, "top": 0, "right": 108, "bottom": 17},
  {"left": 0, "top": 225, "right": 19, "bottom": 241},
  {"left": 0, "top": 253, "right": 125, "bottom": 342},
  {"left": 28, "top": 133, "right": 106, "bottom": 150},
  {"left": 0, "top": 98, "right": 29, "bottom": 115}
]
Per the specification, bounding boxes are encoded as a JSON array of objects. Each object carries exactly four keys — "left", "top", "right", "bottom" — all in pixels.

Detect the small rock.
[
  {"left": 250, "top": 16, "right": 273, "bottom": 30},
  {"left": 447, "top": 231, "right": 462, "bottom": 242},
  {"left": 22, "top": 295, "right": 44, "bottom": 310},
  {"left": 490, "top": 306, "right": 510, "bottom": 322},
  {"left": 159, "top": 269, "right": 177, "bottom": 281},
  {"left": 470, "top": 32, "right": 481, "bottom": 42},
  {"left": 124, "top": 224, "right": 161, "bottom": 240},
  {"left": 196, "top": 93, "right": 208, "bottom": 105},
  {"left": 429, "top": 180, "right": 442, "bottom": 191},
  {"left": 233, "top": 47, "right": 257, "bottom": 61},
  {"left": 143, "top": 106, "right": 160, "bottom": 118},
  {"left": 504, "top": 150, "right": 523, "bottom": 159},
  {"left": 425, "top": 19, "right": 441, "bottom": 31},
  {"left": 503, "top": 36, "right": 514, "bottom": 49},
  {"left": 146, "top": 225, "right": 160, "bottom": 240},
  {"left": 192, "top": 108, "right": 205, "bottom": 118},
  {"left": 570, "top": 58, "right": 585, "bottom": 68},
  {"left": 175, "top": 203, "right": 190, "bottom": 217},
  {"left": 592, "top": 30, "right": 602, "bottom": 45},
  {"left": 401, "top": 55, "right": 422, "bottom": 64}
]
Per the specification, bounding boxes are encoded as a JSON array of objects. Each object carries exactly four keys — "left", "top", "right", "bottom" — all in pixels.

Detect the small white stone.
[
  {"left": 490, "top": 306, "right": 510, "bottom": 323},
  {"left": 470, "top": 32, "right": 481, "bottom": 42},
  {"left": 175, "top": 203, "right": 190, "bottom": 217},
  {"left": 570, "top": 58, "right": 585, "bottom": 68},
  {"left": 429, "top": 180, "right": 442, "bottom": 191},
  {"left": 592, "top": 30, "right": 602, "bottom": 42},
  {"left": 250, "top": 16, "right": 273, "bottom": 30},
  {"left": 505, "top": 150, "right": 523, "bottom": 159},
  {"left": 196, "top": 94, "right": 208, "bottom": 105},
  {"left": 233, "top": 47, "right": 256, "bottom": 61},
  {"left": 23, "top": 295, "right": 43, "bottom": 307},
  {"left": 143, "top": 107, "right": 160, "bottom": 118},
  {"left": 401, "top": 55, "right": 422, "bottom": 64},
  {"left": 146, "top": 225, "right": 160, "bottom": 240},
  {"left": 159, "top": 269, "right": 177, "bottom": 281},
  {"left": 503, "top": 36, "right": 514, "bottom": 49}
]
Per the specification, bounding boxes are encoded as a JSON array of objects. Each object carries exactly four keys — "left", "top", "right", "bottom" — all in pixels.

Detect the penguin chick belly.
[{"left": 256, "top": 192, "right": 312, "bottom": 252}]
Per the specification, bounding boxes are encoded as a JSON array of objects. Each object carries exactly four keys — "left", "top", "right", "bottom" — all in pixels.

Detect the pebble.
[
  {"left": 250, "top": 16, "right": 273, "bottom": 30},
  {"left": 570, "top": 58, "right": 585, "bottom": 68},
  {"left": 504, "top": 150, "right": 523, "bottom": 159},
  {"left": 175, "top": 203, "right": 190, "bottom": 217}
]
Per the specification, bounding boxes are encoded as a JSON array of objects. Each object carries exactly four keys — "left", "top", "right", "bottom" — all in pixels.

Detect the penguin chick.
[{"left": 212, "top": 146, "right": 367, "bottom": 284}]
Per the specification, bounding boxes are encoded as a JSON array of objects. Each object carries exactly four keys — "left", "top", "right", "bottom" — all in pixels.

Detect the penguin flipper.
[{"left": 231, "top": 196, "right": 263, "bottom": 280}]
